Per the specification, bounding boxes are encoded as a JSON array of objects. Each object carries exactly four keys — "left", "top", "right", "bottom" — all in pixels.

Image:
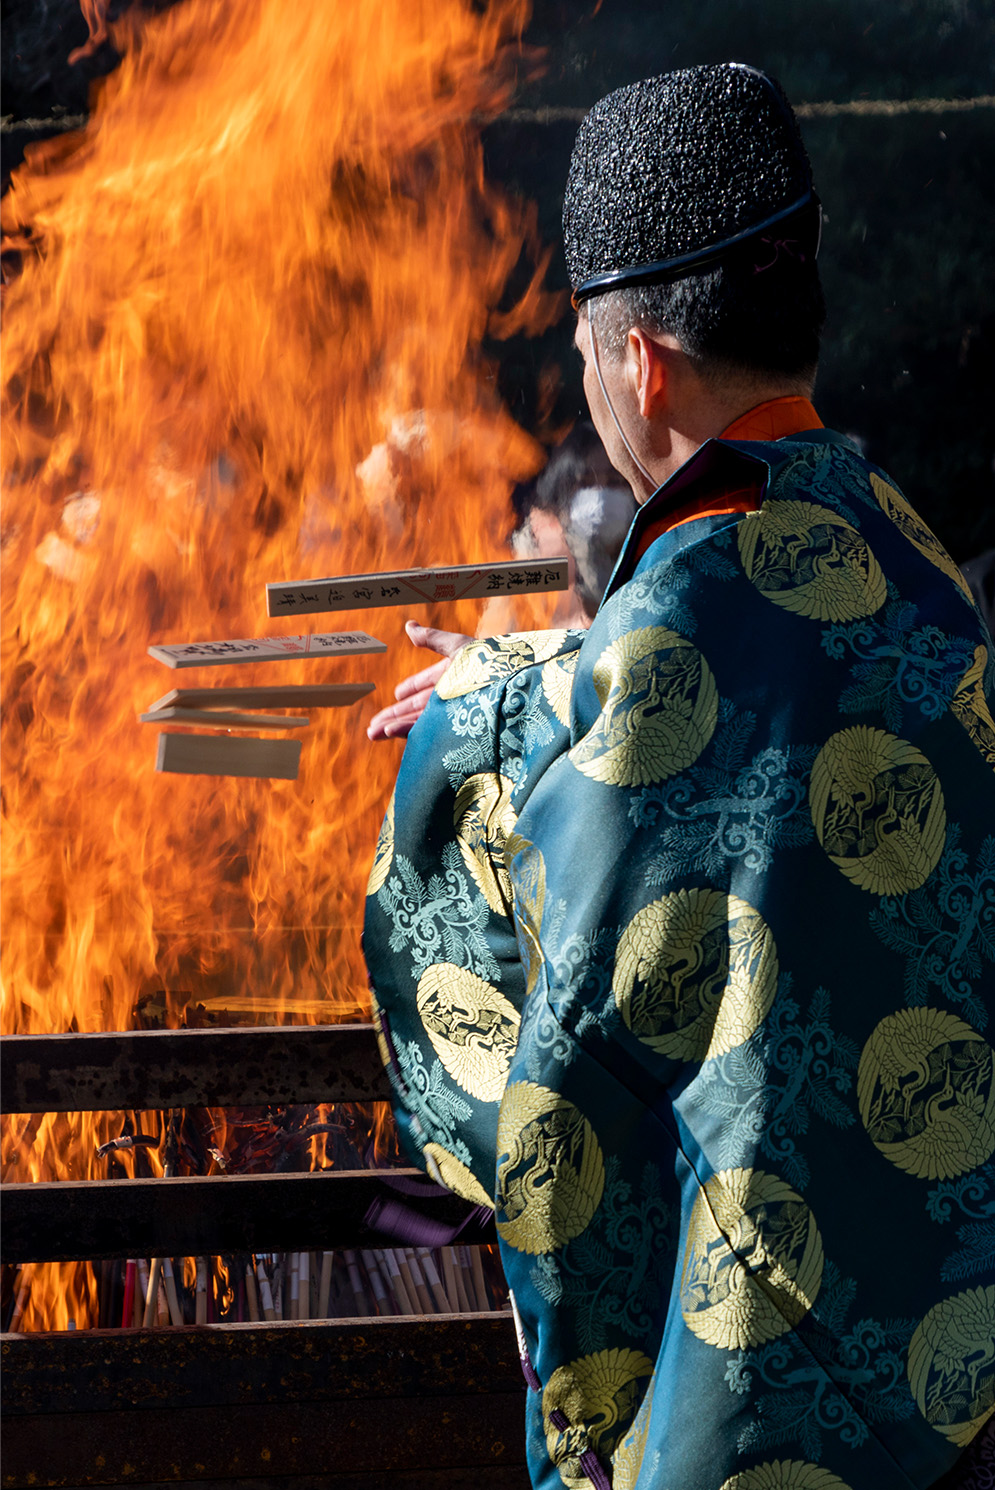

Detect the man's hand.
[{"left": 367, "top": 620, "right": 473, "bottom": 740}]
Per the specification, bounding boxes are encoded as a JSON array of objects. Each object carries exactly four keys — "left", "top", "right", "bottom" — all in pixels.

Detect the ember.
[{"left": 1, "top": 0, "right": 559, "bottom": 1332}]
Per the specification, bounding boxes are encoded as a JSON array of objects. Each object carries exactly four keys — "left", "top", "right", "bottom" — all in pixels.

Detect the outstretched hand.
[{"left": 367, "top": 620, "right": 473, "bottom": 740}]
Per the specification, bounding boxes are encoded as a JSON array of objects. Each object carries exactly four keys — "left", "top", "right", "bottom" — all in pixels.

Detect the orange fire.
[{"left": 1, "top": 0, "right": 563, "bottom": 1328}]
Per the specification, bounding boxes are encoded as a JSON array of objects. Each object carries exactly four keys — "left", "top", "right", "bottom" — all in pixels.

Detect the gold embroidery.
[
  {"left": 738, "top": 499, "right": 886, "bottom": 622},
  {"left": 542, "top": 650, "right": 579, "bottom": 726},
  {"left": 611, "top": 1371, "right": 656, "bottom": 1490},
  {"left": 367, "top": 790, "right": 395, "bottom": 896},
  {"left": 613, "top": 890, "right": 778, "bottom": 1064},
  {"left": 870, "top": 472, "right": 975, "bottom": 603},
  {"left": 422, "top": 1141, "right": 494, "bottom": 1210},
  {"left": 569, "top": 626, "right": 718, "bottom": 788},
  {"left": 720, "top": 1463, "right": 853, "bottom": 1490},
  {"left": 858, "top": 1008, "right": 995, "bottom": 1181},
  {"left": 543, "top": 1348, "right": 654, "bottom": 1490},
  {"left": 908, "top": 1285, "right": 995, "bottom": 1446},
  {"left": 506, "top": 832, "right": 547, "bottom": 996},
  {"left": 951, "top": 644, "right": 995, "bottom": 770},
  {"left": 454, "top": 772, "right": 518, "bottom": 914},
  {"left": 370, "top": 993, "right": 393, "bottom": 1076},
  {"left": 415, "top": 963, "right": 521, "bottom": 1104},
  {"left": 496, "top": 1082, "right": 604, "bottom": 1254},
  {"left": 681, "top": 1168, "right": 824, "bottom": 1349},
  {"left": 810, "top": 726, "right": 946, "bottom": 895},
  {"left": 438, "top": 631, "right": 571, "bottom": 700}
]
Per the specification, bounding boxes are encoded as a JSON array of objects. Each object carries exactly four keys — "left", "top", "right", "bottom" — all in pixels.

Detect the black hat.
[{"left": 564, "top": 63, "right": 819, "bottom": 307}]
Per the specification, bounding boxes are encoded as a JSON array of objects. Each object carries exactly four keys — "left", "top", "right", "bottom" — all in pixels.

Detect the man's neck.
[{"left": 637, "top": 380, "right": 816, "bottom": 499}]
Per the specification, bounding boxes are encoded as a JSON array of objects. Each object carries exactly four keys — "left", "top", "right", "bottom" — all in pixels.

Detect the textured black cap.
[{"left": 563, "top": 63, "right": 817, "bottom": 305}]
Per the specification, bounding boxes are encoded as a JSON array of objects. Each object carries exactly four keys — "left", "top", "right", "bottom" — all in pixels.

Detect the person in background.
[
  {"left": 363, "top": 63, "right": 995, "bottom": 1490},
  {"left": 509, "top": 422, "right": 638, "bottom": 627}
]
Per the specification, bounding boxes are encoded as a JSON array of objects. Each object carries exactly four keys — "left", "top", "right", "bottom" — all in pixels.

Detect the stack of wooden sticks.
[
  {"left": 141, "top": 557, "right": 570, "bottom": 779},
  {"left": 143, "top": 683, "right": 375, "bottom": 781},
  {"left": 142, "top": 624, "right": 387, "bottom": 780}
]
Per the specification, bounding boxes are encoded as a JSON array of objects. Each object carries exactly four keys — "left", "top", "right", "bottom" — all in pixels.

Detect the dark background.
[{"left": 3, "top": 0, "right": 993, "bottom": 558}]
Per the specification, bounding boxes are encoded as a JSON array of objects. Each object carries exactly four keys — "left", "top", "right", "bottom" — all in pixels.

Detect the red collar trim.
[{"left": 631, "top": 397, "right": 822, "bottom": 561}]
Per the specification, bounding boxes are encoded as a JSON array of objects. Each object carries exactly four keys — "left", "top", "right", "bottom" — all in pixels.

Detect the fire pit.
[
  {"left": 1, "top": 1023, "right": 528, "bottom": 1489},
  {"left": 1, "top": 4, "right": 558, "bottom": 1483}
]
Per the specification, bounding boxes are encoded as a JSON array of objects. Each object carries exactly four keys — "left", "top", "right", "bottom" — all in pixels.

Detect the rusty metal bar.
[
  {"left": 2, "top": 1315, "right": 523, "bottom": 1411},
  {"left": 1, "top": 1396, "right": 528, "bottom": 1489},
  {"left": 0, "top": 1463, "right": 529, "bottom": 1490},
  {"left": 2, "top": 1170, "right": 495, "bottom": 1264},
  {"left": 0, "top": 1024, "right": 391, "bottom": 1114},
  {"left": 1, "top": 1318, "right": 527, "bottom": 1490}
]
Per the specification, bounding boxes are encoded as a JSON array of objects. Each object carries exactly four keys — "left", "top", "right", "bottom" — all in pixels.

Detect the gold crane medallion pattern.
[
  {"left": 951, "top": 645, "right": 995, "bottom": 770},
  {"left": 720, "top": 1463, "right": 854, "bottom": 1490},
  {"left": 681, "top": 1168, "right": 824, "bottom": 1349},
  {"left": 611, "top": 1371, "right": 656, "bottom": 1490},
  {"left": 908, "top": 1285, "right": 995, "bottom": 1446},
  {"left": 613, "top": 889, "right": 778, "bottom": 1063},
  {"left": 496, "top": 1081, "right": 605, "bottom": 1254},
  {"left": 438, "top": 631, "right": 572, "bottom": 699},
  {"left": 542, "top": 650, "right": 580, "bottom": 726},
  {"left": 366, "top": 787, "right": 395, "bottom": 895},
  {"left": 737, "top": 500, "right": 887, "bottom": 622},
  {"left": 569, "top": 626, "right": 718, "bottom": 787},
  {"left": 453, "top": 771, "right": 518, "bottom": 914},
  {"left": 421, "top": 1141, "right": 494, "bottom": 1209},
  {"left": 542, "top": 1347, "right": 654, "bottom": 1490},
  {"left": 868, "top": 473, "right": 976, "bottom": 604},
  {"left": 858, "top": 1007, "right": 995, "bottom": 1181},
  {"left": 415, "top": 962, "right": 521, "bottom": 1104},
  {"left": 810, "top": 726, "right": 946, "bottom": 894},
  {"left": 505, "top": 831, "right": 547, "bottom": 996}
]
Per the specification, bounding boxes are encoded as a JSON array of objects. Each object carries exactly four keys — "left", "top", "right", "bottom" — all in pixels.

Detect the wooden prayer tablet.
[
  {"left": 265, "top": 558, "right": 571, "bottom": 617},
  {"left": 148, "top": 632, "right": 386, "bottom": 669},
  {"left": 147, "top": 682, "right": 375, "bottom": 712},
  {"left": 156, "top": 733, "right": 302, "bottom": 780},
  {"left": 140, "top": 708, "right": 309, "bottom": 730}
]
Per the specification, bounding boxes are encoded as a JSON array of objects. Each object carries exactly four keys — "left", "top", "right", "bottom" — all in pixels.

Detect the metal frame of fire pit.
[{"left": 1, "top": 1026, "right": 528, "bottom": 1490}]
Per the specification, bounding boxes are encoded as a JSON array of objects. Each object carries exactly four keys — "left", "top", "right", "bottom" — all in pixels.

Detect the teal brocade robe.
[{"left": 363, "top": 428, "right": 995, "bottom": 1490}]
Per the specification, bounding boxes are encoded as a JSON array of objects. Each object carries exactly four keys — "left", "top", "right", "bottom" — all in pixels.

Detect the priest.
[{"left": 364, "top": 63, "right": 995, "bottom": 1490}]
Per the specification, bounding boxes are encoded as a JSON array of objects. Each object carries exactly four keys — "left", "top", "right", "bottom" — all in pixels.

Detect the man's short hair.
[{"left": 586, "top": 234, "right": 826, "bottom": 387}]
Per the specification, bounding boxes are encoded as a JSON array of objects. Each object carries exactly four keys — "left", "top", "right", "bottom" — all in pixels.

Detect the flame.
[
  {"left": 67, "top": 0, "right": 113, "bottom": 65},
  {"left": 1, "top": 0, "right": 563, "bottom": 1328}
]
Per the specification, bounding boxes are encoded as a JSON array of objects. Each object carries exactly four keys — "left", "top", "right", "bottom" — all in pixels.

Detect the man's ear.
[{"left": 627, "top": 326, "right": 669, "bottom": 418}]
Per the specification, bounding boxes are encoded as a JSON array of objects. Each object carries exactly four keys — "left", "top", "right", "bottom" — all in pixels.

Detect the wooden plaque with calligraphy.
[
  {"left": 148, "top": 633, "right": 386, "bottom": 669},
  {"left": 265, "top": 559, "right": 570, "bottom": 617}
]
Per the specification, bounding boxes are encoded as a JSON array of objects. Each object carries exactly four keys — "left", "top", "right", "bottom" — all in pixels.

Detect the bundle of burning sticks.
[
  {"left": 142, "top": 559, "right": 567, "bottom": 779},
  {"left": 1, "top": 1100, "right": 508, "bottom": 1332},
  {"left": 2, "top": 1243, "right": 504, "bottom": 1332}
]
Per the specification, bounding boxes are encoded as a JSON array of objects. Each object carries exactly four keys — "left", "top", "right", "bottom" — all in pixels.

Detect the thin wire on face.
[{"left": 585, "top": 300, "right": 656, "bottom": 487}]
